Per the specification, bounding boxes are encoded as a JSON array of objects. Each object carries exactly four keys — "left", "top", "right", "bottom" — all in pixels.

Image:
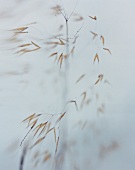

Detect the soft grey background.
[{"left": 0, "top": 0, "right": 135, "bottom": 170}]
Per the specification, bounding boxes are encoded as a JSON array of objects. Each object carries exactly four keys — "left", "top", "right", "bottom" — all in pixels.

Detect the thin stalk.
[
  {"left": 61, "top": 18, "right": 69, "bottom": 168},
  {"left": 66, "top": 19, "right": 69, "bottom": 62},
  {"left": 62, "top": 18, "right": 69, "bottom": 142},
  {"left": 54, "top": 18, "right": 70, "bottom": 170},
  {"left": 62, "top": 19, "right": 69, "bottom": 105},
  {"left": 19, "top": 146, "right": 27, "bottom": 170}
]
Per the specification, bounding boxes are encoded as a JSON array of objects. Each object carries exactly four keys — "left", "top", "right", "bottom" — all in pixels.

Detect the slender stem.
[
  {"left": 61, "top": 18, "right": 69, "bottom": 147},
  {"left": 62, "top": 18, "right": 69, "bottom": 138},
  {"left": 19, "top": 146, "right": 27, "bottom": 170},
  {"left": 54, "top": 18, "right": 69, "bottom": 170},
  {"left": 62, "top": 19, "right": 69, "bottom": 104},
  {"left": 66, "top": 19, "right": 69, "bottom": 54}
]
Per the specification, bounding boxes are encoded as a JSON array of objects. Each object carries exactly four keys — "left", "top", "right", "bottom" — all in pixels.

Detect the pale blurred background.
[{"left": 0, "top": 0, "right": 135, "bottom": 170}]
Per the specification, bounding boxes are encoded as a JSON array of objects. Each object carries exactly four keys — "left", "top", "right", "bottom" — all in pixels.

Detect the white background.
[{"left": 0, "top": 0, "right": 135, "bottom": 170}]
